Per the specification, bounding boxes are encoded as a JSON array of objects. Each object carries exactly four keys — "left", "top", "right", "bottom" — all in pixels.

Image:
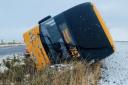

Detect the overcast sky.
[{"left": 0, "top": 0, "right": 128, "bottom": 42}]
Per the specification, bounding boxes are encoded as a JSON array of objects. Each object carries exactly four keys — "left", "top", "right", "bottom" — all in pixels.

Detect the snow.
[
  {"left": 0, "top": 55, "right": 10, "bottom": 73},
  {"left": 0, "top": 55, "right": 11, "bottom": 63},
  {"left": 50, "top": 64, "right": 73, "bottom": 72},
  {"left": 0, "top": 54, "right": 25, "bottom": 73},
  {"left": 99, "top": 42, "right": 128, "bottom": 85}
]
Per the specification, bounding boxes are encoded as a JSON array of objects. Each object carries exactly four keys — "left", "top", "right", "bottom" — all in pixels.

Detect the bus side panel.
[{"left": 23, "top": 26, "right": 50, "bottom": 70}]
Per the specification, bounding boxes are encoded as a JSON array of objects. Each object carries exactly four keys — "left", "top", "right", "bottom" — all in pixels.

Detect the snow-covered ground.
[
  {"left": 0, "top": 54, "right": 25, "bottom": 73},
  {"left": 99, "top": 42, "right": 128, "bottom": 85},
  {"left": 0, "top": 42, "right": 128, "bottom": 84}
]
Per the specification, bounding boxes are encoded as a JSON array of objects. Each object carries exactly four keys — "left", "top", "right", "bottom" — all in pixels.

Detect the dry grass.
[{"left": 0, "top": 56, "right": 101, "bottom": 85}]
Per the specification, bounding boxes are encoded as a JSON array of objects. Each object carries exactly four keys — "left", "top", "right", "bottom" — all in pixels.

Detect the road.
[{"left": 0, "top": 45, "right": 25, "bottom": 56}]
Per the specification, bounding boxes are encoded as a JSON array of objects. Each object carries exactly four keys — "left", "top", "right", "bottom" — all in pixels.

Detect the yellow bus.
[{"left": 23, "top": 2, "right": 115, "bottom": 70}]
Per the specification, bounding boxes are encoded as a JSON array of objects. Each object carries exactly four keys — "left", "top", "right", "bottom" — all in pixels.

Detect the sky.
[{"left": 0, "top": 0, "right": 128, "bottom": 42}]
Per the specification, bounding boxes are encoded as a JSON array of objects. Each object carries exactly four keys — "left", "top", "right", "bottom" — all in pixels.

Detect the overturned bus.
[{"left": 23, "top": 2, "right": 115, "bottom": 69}]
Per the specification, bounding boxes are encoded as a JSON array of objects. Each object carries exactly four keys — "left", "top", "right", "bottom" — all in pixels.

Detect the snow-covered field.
[
  {"left": 0, "top": 54, "right": 25, "bottom": 73},
  {"left": 99, "top": 42, "right": 128, "bottom": 85},
  {"left": 0, "top": 42, "right": 128, "bottom": 85}
]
